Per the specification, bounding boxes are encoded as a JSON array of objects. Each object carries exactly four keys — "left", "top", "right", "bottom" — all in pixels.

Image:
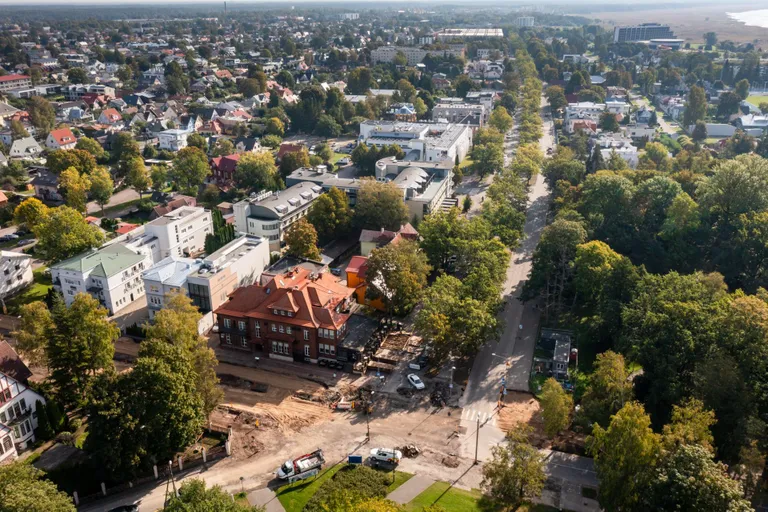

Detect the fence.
[{"left": 74, "top": 443, "right": 229, "bottom": 506}]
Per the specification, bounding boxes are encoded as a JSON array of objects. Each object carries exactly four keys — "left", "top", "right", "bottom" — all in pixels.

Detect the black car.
[{"left": 108, "top": 505, "right": 139, "bottom": 512}]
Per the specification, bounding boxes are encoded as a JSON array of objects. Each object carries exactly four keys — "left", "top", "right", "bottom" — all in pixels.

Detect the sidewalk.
[
  {"left": 248, "top": 488, "right": 286, "bottom": 512},
  {"left": 386, "top": 474, "right": 435, "bottom": 504}
]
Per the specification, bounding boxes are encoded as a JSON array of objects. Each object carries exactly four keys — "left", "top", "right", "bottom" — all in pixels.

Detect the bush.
[
  {"left": 46, "top": 400, "right": 66, "bottom": 433},
  {"left": 69, "top": 418, "right": 82, "bottom": 431},
  {"left": 34, "top": 400, "right": 53, "bottom": 440},
  {"left": 304, "top": 465, "right": 390, "bottom": 512},
  {"left": 56, "top": 431, "right": 75, "bottom": 446},
  {"left": 125, "top": 322, "right": 147, "bottom": 338},
  {"left": 136, "top": 199, "right": 155, "bottom": 213}
]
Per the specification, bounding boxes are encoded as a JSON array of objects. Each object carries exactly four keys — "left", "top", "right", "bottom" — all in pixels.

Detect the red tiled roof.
[
  {"left": 0, "top": 74, "right": 29, "bottom": 83},
  {"left": 216, "top": 267, "right": 355, "bottom": 330},
  {"left": 115, "top": 222, "right": 139, "bottom": 235},
  {"left": 211, "top": 153, "right": 241, "bottom": 173},
  {"left": 346, "top": 255, "right": 368, "bottom": 278},
  {"left": 277, "top": 143, "right": 305, "bottom": 159},
  {"left": 49, "top": 127, "right": 76, "bottom": 146},
  {"left": 101, "top": 108, "right": 121, "bottom": 122}
]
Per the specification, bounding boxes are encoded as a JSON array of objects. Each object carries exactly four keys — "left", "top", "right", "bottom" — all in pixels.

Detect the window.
[
  {"left": 272, "top": 341, "right": 290, "bottom": 354},
  {"left": 238, "top": 321, "right": 246, "bottom": 331},
  {"left": 0, "top": 411, "right": 5, "bottom": 423},
  {"left": 2, "top": 436, "right": 11, "bottom": 452},
  {"left": 304, "top": 329, "right": 310, "bottom": 341},
  {"left": 304, "top": 345, "right": 310, "bottom": 357},
  {"left": 286, "top": 326, "right": 292, "bottom": 335},
  {"left": 13, "top": 426, "right": 19, "bottom": 439},
  {"left": 241, "top": 337, "right": 248, "bottom": 348},
  {"left": 329, "top": 330, "right": 335, "bottom": 340},
  {"left": 273, "top": 309, "right": 279, "bottom": 315},
  {"left": 254, "top": 324, "right": 261, "bottom": 338},
  {"left": 271, "top": 324, "right": 277, "bottom": 332},
  {"left": 20, "top": 421, "right": 27, "bottom": 436},
  {"left": 224, "top": 318, "right": 232, "bottom": 329},
  {"left": 19, "top": 398, "right": 25, "bottom": 411},
  {"left": 279, "top": 324, "right": 284, "bottom": 333},
  {"left": 280, "top": 310, "right": 286, "bottom": 316},
  {"left": 223, "top": 334, "right": 232, "bottom": 345}
]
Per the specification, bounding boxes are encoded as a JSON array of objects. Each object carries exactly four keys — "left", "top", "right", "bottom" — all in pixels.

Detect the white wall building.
[
  {"left": 234, "top": 182, "right": 322, "bottom": 251},
  {"left": 158, "top": 129, "right": 190, "bottom": 152},
  {"left": 359, "top": 120, "right": 472, "bottom": 163},
  {"left": 51, "top": 244, "right": 151, "bottom": 315},
  {"left": 143, "top": 206, "right": 213, "bottom": 259},
  {"left": 0, "top": 372, "right": 46, "bottom": 462},
  {"left": 514, "top": 17, "right": 535, "bottom": 27},
  {"left": 370, "top": 46, "right": 464, "bottom": 66},
  {"left": 143, "top": 257, "right": 202, "bottom": 319},
  {"left": 0, "top": 251, "right": 33, "bottom": 299}
]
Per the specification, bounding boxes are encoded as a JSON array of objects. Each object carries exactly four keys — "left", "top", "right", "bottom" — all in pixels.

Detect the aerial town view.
[{"left": 1, "top": 0, "right": 768, "bottom": 510}]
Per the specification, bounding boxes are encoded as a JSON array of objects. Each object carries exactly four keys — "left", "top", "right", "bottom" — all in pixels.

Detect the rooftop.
[
  {"left": 142, "top": 256, "right": 201, "bottom": 287},
  {"left": 53, "top": 244, "right": 145, "bottom": 278}
]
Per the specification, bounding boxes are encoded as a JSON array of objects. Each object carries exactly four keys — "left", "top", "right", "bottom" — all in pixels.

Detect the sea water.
[{"left": 728, "top": 9, "right": 768, "bottom": 29}]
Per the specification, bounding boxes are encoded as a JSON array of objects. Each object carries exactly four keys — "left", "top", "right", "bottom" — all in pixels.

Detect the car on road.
[
  {"left": 369, "top": 448, "right": 402, "bottom": 464},
  {"left": 407, "top": 373, "right": 425, "bottom": 390},
  {"left": 0, "top": 234, "right": 19, "bottom": 242},
  {"left": 16, "top": 239, "right": 32, "bottom": 247},
  {"left": 338, "top": 158, "right": 350, "bottom": 166},
  {"left": 107, "top": 505, "right": 139, "bottom": 512}
]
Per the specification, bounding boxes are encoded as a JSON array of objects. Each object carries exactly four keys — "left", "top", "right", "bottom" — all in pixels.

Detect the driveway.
[{"left": 86, "top": 187, "right": 140, "bottom": 216}]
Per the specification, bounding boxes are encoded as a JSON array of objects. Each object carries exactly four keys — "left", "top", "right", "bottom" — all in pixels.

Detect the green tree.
[
  {"left": 67, "top": 67, "right": 88, "bottom": 84},
  {"left": 415, "top": 274, "right": 497, "bottom": 359},
  {"left": 150, "top": 164, "right": 169, "bottom": 190},
  {"left": 279, "top": 148, "right": 310, "bottom": 179},
  {"left": 47, "top": 148, "right": 97, "bottom": 175},
  {"left": 315, "top": 114, "right": 342, "bottom": 138},
  {"left": 472, "top": 143, "right": 504, "bottom": 177},
  {"left": 307, "top": 186, "right": 351, "bottom": 243},
  {"left": 265, "top": 117, "right": 285, "bottom": 137},
  {"left": 75, "top": 136, "right": 105, "bottom": 159},
  {"left": 171, "top": 146, "right": 211, "bottom": 194},
  {"left": 27, "top": 96, "right": 55, "bottom": 134},
  {"left": 187, "top": 133, "right": 208, "bottom": 152},
  {"left": 125, "top": 157, "right": 152, "bottom": 198},
  {"left": 143, "top": 293, "right": 222, "bottom": 416},
  {"left": 599, "top": 112, "right": 620, "bottom": 132},
  {"left": 692, "top": 120, "right": 708, "bottom": 142},
  {"left": 13, "top": 301, "right": 54, "bottom": 368},
  {"left": 10, "top": 119, "right": 29, "bottom": 140},
  {"left": 454, "top": 74, "right": 476, "bottom": 98},
  {"left": 112, "top": 132, "right": 141, "bottom": 163},
  {"left": 580, "top": 350, "right": 633, "bottom": 428},
  {"left": 284, "top": 218, "right": 321, "bottom": 260},
  {"left": 14, "top": 197, "right": 50, "bottom": 231},
  {"left": 59, "top": 167, "right": 91, "bottom": 213},
  {"left": 734, "top": 78, "right": 750, "bottom": 101},
  {"left": 488, "top": 106, "right": 514, "bottom": 133},
  {"left": 662, "top": 398, "right": 716, "bottom": 453},
  {"left": 540, "top": 378, "right": 573, "bottom": 437},
  {"left": 683, "top": 85, "right": 707, "bottom": 127},
  {"left": 34, "top": 400, "right": 54, "bottom": 440},
  {"left": 588, "top": 402, "right": 661, "bottom": 512},
  {"left": 211, "top": 138, "right": 235, "bottom": 157},
  {"left": 545, "top": 85, "right": 567, "bottom": 111},
  {"left": 236, "top": 152, "right": 280, "bottom": 192},
  {"left": 315, "top": 143, "right": 334, "bottom": 163},
  {"left": 89, "top": 166, "right": 114, "bottom": 215},
  {"left": 0, "top": 461, "right": 75, "bottom": 512},
  {"left": 48, "top": 293, "right": 119, "bottom": 406},
  {"left": 704, "top": 31, "right": 718, "bottom": 46},
  {"left": 46, "top": 400, "right": 66, "bottom": 433},
  {"left": 366, "top": 240, "right": 430, "bottom": 316},
  {"left": 353, "top": 179, "right": 409, "bottom": 231},
  {"left": 238, "top": 78, "right": 264, "bottom": 98},
  {"left": 481, "top": 426, "right": 546, "bottom": 510},
  {"left": 33, "top": 205, "right": 104, "bottom": 261},
  {"left": 165, "top": 480, "right": 264, "bottom": 511},
  {"left": 646, "top": 445, "right": 751, "bottom": 512}
]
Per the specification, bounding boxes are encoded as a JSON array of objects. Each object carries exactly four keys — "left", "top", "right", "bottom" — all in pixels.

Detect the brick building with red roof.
[{"left": 215, "top": 267, "right": 356, "bottom": 362}]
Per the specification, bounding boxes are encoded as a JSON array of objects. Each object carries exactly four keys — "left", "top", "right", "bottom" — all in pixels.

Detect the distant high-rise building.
[
  {"left": 515, "top": 17, "right": 535, "bottom": 28},
  {"left": 340, "top": 12, "right": 360, "bottom": 20},
  {"left": 613, "top": 23, "right": 675, "bottom": 43}
]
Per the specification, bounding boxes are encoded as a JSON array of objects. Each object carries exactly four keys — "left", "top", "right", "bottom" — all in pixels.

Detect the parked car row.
[{"left": 319, "top": 359, "right": 344, "bottom": 370}]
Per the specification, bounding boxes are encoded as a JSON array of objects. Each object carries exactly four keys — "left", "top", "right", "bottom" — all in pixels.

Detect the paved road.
[
  {"left": 459, "top": 95, "right": 555, "bottom": 463},
  {"left": 86, "top": 187, "right": 140, "bottom": 216}
]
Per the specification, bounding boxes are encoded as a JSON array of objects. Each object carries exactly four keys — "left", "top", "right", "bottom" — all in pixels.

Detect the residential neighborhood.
[{"left": 0, "top": 3, "right": 766, "bottom": 512}]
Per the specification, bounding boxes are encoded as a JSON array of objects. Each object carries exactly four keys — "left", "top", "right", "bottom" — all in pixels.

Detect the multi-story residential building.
[
  {"left": 215, "top": 266, "right": 355, "bottom": 362},
  {"left": 370, "top": 46, "right": 464, "bottom": 66},
  {"left": 466, "top": 60, "right": 504, "bottom": 80},
  {"left": 158, "top": 129, "right": 190, "bottom": 151},
  {"left": 51, "top": 244, "right": 151, "bottom": 314},
  {"left": 613, "top": 23, "right": 674, "bottom": 43},
  {"left": 564, "top": 102, "right": 607, "bottom": 133},
  {"left": 434, "top": 28, "right": 504, "bottom": 40},
  {"left": 210, "top": 153, "right": 242, "bottom": 185},
  {"left": 432, "top": 101, "right": 486, "bottom": 128},
  {"left": 287, "top": 157, "right": 457, "bottom": 222},
  {"left": 464, "top": 90, "right": 499, "bottom": 113},
  {"left": 143, "top": 257, "right": 202, "bottom": 319},
  {"left": 143, "top": 206, "right": 213, "bottom": 259},
  {"left": 0, "top": 371, "right": 45, "bottom": 463},
  {"left": 0, "top": 251, "right": 33, "bottom": 299},
  {"left": 358, "top": 120, "right": 472, "bottom": 163},
  {"left": 514, "top": 17, "right": 535, "bottom": 27},
  {"left": 340, "top": 12, "right": 359, "bottom": 20},
  {"left": 0, "top": 75, "right": 31, "bottom": 93},
  {"left": 61, "top": 84, "right": 115, "bottom": 101},
  {"left": 233, "top": 182, "right": 323, "bottom": 251},
  {"left": 186, "top": 235, "right": 271, "bottom": 313}
]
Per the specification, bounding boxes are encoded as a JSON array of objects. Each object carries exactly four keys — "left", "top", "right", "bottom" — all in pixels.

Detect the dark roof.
[
  {"left": 233, "top": 137, "right": 260, "bottom": 151},
  {"left": 340, "top": 313, "right": 378, "bottom": 352},
  {"left": 0, "top": 341, "right": 32, "bottom": 383},
  {"left": 31, "top": 169, "right": 59, "bottom": 188}
]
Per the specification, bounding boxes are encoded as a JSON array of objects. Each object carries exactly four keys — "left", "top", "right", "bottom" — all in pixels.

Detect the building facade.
[
  {"left": 0, "top": 372, "right": 46, "bottom": 463},
  {"left": 215, "top": 267, "right": 355, "bottom": 363},
  {"left": 613, "top": 23, "right": 674, "bottom": 43},
  {"left": 0, "top": 251, "right": 33, "bottom": 299},
  {"left": 0, "top": 75, "right": 31, "bottom": 93}
]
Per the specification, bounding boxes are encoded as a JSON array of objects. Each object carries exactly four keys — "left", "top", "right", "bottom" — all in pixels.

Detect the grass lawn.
[
  {"left": 276, "top": 464, "right": 344, "bottom": 512},
  {"left": 405, "top": 481, "right": 483, "bottom": 512},
  {"left": 459, "top": 157, "right": 474, "bottom": 170},
  {"left": 518, "top": 504, "right": 560, "bottom": 512},
  {"left": 386, "top": 470, "right": 414, "bottom": 494},
  {"left": 746, "top": 95, "right": 768, "bottom": 108},
  {"left": 6, "top": 266, "right": 51, "bottom": 315},
  {"left": 100, "top": 198, "right": 157, "bottom": 218},
  {"left": 330, "top": 152, "right": 349, "bottom": 165}
]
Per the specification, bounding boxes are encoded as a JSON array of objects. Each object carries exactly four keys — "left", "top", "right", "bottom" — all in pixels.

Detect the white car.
[
  {"left": 370, "top": 448, "right": 402, "bottom": 464},
  {"left": 407, "top": 373, "right": 425, "bottom": 390}
]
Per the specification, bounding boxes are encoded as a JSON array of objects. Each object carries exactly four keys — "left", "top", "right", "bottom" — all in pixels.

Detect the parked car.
[
  {"left": 338, "top": 158, "right": 350, "bottom": 166},
  {"left": 16, "top": 239, "right": 32, "bottom": 247},
  {"left": 0, "top": 234, "right": 18, "bottom": 242},
  {"left": 369, "top": 448, "right": 402, "bottom": 465},
  {"left": 407, "top": 373, "right": 425, "bottom": 390},
  {"left": 108, "top": 505, "right": 139, "bottom": 512},
  {"left": 330, "top": 267, "right": 342, "bottom": 276}
]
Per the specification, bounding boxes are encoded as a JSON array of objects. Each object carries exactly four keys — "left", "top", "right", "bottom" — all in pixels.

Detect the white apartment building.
[
  {"left": 61, "top": 84, "right": 116, "bottom": 101},
  {"left": 564, "top": 102, "right": 607, "bottom": 133},
  {"left": 340, "top": 12, "right": 359, "bottom": 20},
  {"left": 0, "top": 251, "right": 33, "bottom": 299},
  {"left": 143, "top": 257, "right": 202, "bottom": 319},
  {"left": 515, "top": 17, "right": 535, "bottom": 27},
  {"left": 359, "top": 120, "right": 472, "bottom": 163},
  {"left": 143, "top": 206, "right": 213, "bottom": 259},
  {"left": 0, "top": 372, "right": 46, "bottom": 463},
  {"left": 371, "top": 46, "right": 464, "bottom": 66},
  {"left": 234, "top": 182, "right": 322, "bottom": 251},
  {"left": 432, "top": 102, "right": 486, "bottom": 128},
  {"left": 51, "top": 244, "right": 151, "bottom": 315},
  {"left": 158, "top": 129, "right": 190, "bottom": 151}
]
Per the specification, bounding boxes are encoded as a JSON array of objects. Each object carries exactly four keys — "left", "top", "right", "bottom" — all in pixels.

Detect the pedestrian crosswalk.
[{"left": 460, "top": 407, "right": 497, "bottom": 427}]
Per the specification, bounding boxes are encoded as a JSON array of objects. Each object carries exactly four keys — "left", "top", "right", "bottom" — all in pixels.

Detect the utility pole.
[{"left": 474, "top": 413, "right": 480, "bottom": 465}]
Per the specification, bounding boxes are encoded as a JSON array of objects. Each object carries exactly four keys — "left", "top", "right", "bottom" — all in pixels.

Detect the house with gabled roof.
[{"left": 45, "top": 126, "right": 77, "bottom": 150}]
